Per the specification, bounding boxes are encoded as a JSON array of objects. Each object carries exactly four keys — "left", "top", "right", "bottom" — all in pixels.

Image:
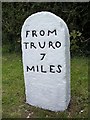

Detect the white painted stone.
[{"left": 21, "top": 11, "right": 70, "bottom": 111}]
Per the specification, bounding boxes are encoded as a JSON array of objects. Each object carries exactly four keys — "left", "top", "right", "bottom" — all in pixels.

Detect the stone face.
[{"left": 21, "top": 11, "right": 70, "bottom": 111}]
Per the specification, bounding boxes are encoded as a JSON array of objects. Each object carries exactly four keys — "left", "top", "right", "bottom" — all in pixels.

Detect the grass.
[{"left": 2, "top": 53, "right": 88, "bottom": 118}]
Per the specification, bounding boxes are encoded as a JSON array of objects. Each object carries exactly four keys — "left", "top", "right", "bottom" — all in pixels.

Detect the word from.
[{"left": 26, "top": 29, "right": 57, "bottom": 37}]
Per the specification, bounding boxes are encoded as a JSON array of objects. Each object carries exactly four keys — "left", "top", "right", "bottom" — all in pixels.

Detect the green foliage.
[
  {"left": 2, "top": 53, "right": 88, "bottom": 118},
  {"left": 70, "top": 30, "right": 82, "bottom": 56},
  {"left": 70, "top": 29, "right": 89, "bottom": 56},
  {"left": 2, "top": 3, "right": 89, "bottom": 55}
]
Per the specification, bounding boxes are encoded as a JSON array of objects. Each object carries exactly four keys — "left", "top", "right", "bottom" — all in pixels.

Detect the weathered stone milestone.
[{"left": 21, "top": 11, "right": 70, "bottom": 111}]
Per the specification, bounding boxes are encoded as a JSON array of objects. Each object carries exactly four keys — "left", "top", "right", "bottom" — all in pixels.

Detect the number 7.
[{"left": 40, "top": 53, "right": 46, "bottom": 60}]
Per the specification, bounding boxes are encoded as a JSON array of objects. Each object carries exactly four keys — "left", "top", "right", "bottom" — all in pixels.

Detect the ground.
[{"left": 2, "top": 53, "right": 88, "bottom": 118}]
